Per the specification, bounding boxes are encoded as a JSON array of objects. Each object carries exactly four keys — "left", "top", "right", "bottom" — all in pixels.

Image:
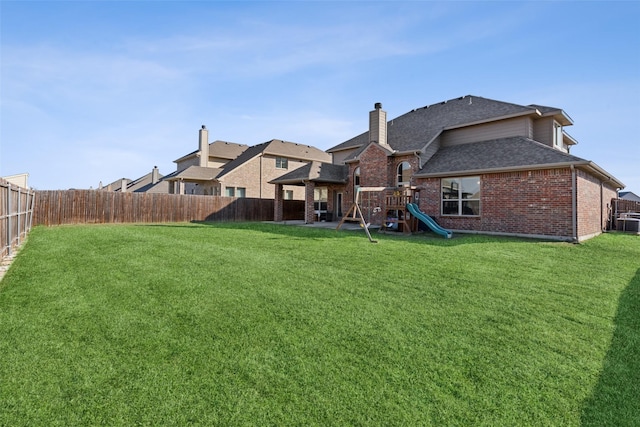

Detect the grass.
[{"left": 0, "top": 222, "right": 638, "bottom": 426}]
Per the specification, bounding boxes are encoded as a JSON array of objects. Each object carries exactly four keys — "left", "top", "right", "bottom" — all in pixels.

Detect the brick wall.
[
  {"left": 344, "top": 145, "right": 389, "bottom": 225},
  {"left": 576, "top": 169, "right": 617, "bottom": 239},
  {"left": 220, "top": 155, "right": 307, "bottom": 200},
  {"left": 416, "top": 168, "right": 575, "bottom": 239}
]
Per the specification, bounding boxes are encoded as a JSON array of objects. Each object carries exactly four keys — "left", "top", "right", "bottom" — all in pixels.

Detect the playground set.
[{"left": 336, "top": 187, "right": 453, "bottom": 243}]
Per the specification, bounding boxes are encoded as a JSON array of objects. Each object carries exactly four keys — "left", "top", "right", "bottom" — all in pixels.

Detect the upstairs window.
[
  {"left": 225, "top": 187, "right": 235, "bottom": 197},
  {"left": 397, "top": 161, "right": 412, "bottom": 187},
  {"left": 553, "top": 121, "right": 563, "bottom": 149},
  {"left": 442, "top": 177, "right": 480, "bottom": 216},
  {"left": 276, "top": 157, "right": 288, "bottom": 169},
  {"left": 236, "top": 187, "right": 246, "bottom": 198}
]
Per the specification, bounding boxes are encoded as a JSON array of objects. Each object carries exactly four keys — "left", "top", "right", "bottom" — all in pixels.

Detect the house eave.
[
  {"left": 327, "top": 143, "right": 365, "bottom": 154},
  {"left": 414, "top": 161, "right": 589, "bottom": 179},
  {"left": 414, "top": 160, "right": 624, "bottom": 189}
]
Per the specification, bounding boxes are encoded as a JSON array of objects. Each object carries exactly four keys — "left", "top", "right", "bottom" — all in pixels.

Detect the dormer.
[{"left": 530, "top": 104, "right": 577, "bottom": 153}]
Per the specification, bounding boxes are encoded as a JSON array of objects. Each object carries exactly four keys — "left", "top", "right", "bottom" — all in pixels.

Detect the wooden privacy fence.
[
  {"left": 33, "top": 190, "right": 277, "bottom": 226},
  {"left": 33, "top": 190, "right": 311, "bottom": 226},
  {"left": 613, "top": 198, "right": 640, "bottom": 215},
  {"left": 1, "top": 179, "right": 36, "bottom": 259}
]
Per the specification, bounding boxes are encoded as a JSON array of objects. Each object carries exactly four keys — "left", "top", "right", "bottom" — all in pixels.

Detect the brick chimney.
[
  {"left": 151, "top": 166, "right": 159, "bottom": 184},
  {"left": 369, "top": 102, "right": 389, "bottom": 148},
  {"left": 199, "top": 125, "right": 209, "bottom": 167}
]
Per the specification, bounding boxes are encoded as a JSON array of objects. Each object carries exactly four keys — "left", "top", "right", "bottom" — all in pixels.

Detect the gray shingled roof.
[
  {"left": 164, "top": 165, "right": 223, "bottom": 181},
  {"left": 263, "top": 139, "right": 332, "bottom": 161},
  {"left": 217, "top": 139, "right": 332, "bottom": 179},
  {"left": 415, "top": 136, "right": 587, "bottom": 176},
  {"left": 328, "top": 95, "right": 545, "bottom": 154},
  {"left": 209, "top": 140, "right": 249, "bottom": 159},
  {"left": 270, "top": 161, "right": 348, "bottom": 185},
  {"left": 174, "top": 140, "right": 247, "bottom": 163}
]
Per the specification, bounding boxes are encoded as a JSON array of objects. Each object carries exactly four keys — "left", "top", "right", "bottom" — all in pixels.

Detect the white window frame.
[
  {"left": 553, "top": 121, "right": 563, "bottom": 149},
  {"left": 397, "top": 161, "right": 412, "bottom": 187},
  {"left": 441, "top": 177, "right": 481, "bottom": 216},
  {"left": 225, "top": 187, "right": 235, "bottom": 197},
  {"left": 276, "top": 157, "right": 288, "bottom": 169}
]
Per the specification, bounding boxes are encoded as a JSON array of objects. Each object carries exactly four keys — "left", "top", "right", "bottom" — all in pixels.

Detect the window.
[
  {"left": 236, "top": 187, "right": 246, "bottom": 198},
  {"left": 553, "top": 121, "right": 563, "bottom": 149},
  {"left": 397, "top": 161, "right": 412, "bottom": 187},
  {"left": 225, "top": 187, "right": 235, "bottom": 197},
  {"left": 442, "top": 177, "right": 480, "bottom": 216},
  {"left": 354, "top": 167, "right": 361, "bottom": 200},
  {"left": 283, "top": 190, "right": 294, "bottom": 200},
  {"left": 314, "top": 187, "right": 328, "bottom": 211},
  {"left": 276, "top": 157, "right": 288, "bottom": 169}
]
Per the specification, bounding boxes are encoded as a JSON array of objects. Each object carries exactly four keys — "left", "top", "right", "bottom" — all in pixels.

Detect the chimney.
[
  {"left": 199, "top": 125, "right": 209, "bottom": 167},
  {"left": 151, "top": 166, "right": 159, "bottom": 184},
  {"left": 369, "top": 102, "right": 388, "bottom": 148}
]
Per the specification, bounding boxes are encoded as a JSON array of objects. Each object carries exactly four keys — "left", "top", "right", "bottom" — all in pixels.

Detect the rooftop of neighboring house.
[
  {"left": 163, "top": 165, "right": 223, "bottom": 182},
  {"left": 216, "top": 139, "right": 331, "bottom": 179},
  {"left": 619, "top": 191, "right": 640, "bottom": 202},
  {"left": 173, "top": 140, "right": 249, "bottom": 164},
  {"left": 103, "top": 166, "right": 163, "bottom": 192},
  {"left": 327, "top": 95, "right": 574, "bottom": 154}
]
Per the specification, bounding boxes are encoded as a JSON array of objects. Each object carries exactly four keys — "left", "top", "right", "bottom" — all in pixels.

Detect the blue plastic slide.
[{"left": 406, "top": 203, "right": 453, "bottom": 239}]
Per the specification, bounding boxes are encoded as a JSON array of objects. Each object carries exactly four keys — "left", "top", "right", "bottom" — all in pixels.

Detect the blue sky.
[{"left": 1, "top": 1, "right": 639, "bottom": 192}]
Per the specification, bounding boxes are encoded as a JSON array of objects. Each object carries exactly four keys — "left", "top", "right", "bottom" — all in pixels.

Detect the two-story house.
[
  {"left": 160, "top": 125, "right": 332, "bottom": 199},
  {"left": 272, "top": 95, "right": 624, "bottom": 241}
]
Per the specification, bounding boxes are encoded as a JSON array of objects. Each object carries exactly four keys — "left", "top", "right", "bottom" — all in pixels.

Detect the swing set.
[{"left": 335, "top": 187, "right": 387, "bottom": 243}]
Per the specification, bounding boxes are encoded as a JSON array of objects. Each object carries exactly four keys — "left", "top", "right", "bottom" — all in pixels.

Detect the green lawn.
[{"left": 1, "top": 223, "right": 638, "bottom": 426}]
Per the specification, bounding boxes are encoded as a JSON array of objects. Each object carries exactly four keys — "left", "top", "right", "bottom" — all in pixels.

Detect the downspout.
[
  {"left": 571, "top": 165, "right": 577, "bottom": 242},
  {"left": 260, "top": 154, "right": 263, "bottom": 199},
  {"left": 600, "top": 180, "right": 604, "bottom": 232},
  {"left": 414, "top": 151, "right": 423, "bottom": 169},
  {"left": 302, "top": 179, "right": 309, "bottom": 224}
]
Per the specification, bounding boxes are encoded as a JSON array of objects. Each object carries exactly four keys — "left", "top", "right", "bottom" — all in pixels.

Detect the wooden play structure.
[
  {"left": 336, "top": 186, "right": 452, "bottom": 240},
  {"left": 381, "top": 188, "right": 414, "bottom": 235},
  {"left": 336, "top": 187, "right": 419, "bottom": 242},
  {"left": 336, "top": 187, "right": 386, "bottom": 243}
]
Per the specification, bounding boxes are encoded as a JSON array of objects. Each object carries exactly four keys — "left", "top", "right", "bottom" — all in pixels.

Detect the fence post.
[
  {"left": 17, "top": 186, "right": 22, "bottom": 247},
  {"left": 7, "top": 183, "right": 12, "bottom": 257}
]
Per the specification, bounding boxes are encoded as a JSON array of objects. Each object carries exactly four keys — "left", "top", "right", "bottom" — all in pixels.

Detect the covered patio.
[{"left": 270, "top": 161, "right": 348, "bottom": 224}]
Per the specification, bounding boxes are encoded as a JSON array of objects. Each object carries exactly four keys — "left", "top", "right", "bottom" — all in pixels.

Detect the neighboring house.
[
  {"left": 272, "top": 95, "right": 625, "bottom": 242},
  {"left": 619, "top": 191, "right": 640, "bottom": 202},
  {"left": 102, "top": 166, "right": 167, "bottom": 193},
  {"left": 1, "top": 173, "right": 29, "bottom": 189},
  {"left": 164, "top": 126, "right": 332, "bottom": 199}
]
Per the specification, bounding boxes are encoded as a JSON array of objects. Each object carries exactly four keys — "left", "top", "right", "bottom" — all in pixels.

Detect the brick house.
[
  {"left": 272, "top": 96, "right": 624, "bottom": 241},
  {"left": 108, "top": 125, "right": 331, "bottom": 199}
]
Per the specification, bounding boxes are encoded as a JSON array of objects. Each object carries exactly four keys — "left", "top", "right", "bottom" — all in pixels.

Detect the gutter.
[{"left": 413, "top": 161, "right": 591, "bottom": 179}]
